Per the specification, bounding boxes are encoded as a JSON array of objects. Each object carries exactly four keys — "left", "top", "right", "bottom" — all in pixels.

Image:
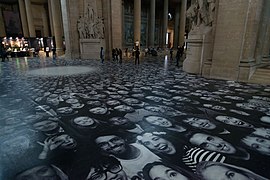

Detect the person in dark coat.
[
  {"left": 170, "top": 47, "right": 173, "bottom": 60},
  {"left": 112, "top": 48, "right": 116, "bottom": 61},
  {"left": 52, "top": 47, "right": 56, "bottom": 59},
  {"left": 119, "top": 48, "right": 122, "bottom": 64},
  {"left": 176, "top": 46, "right": 181, "bottom": 67},
  {"left": 135, "top": 47, "right": 140, "bottom": 65},
  {"left": 0, "top": 44, "right": 5, "bottom": 62},
  {"left": 100, "top": 47, "right": 104, "bottom": 63}
]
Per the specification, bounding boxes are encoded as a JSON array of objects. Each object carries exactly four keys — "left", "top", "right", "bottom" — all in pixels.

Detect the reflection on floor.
[{"left": 0, "top": 56, "right": 270, "bottom": 180}]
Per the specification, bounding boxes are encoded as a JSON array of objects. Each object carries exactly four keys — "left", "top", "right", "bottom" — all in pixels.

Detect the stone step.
[
  {"left": 256, "top": 69, "right": 270, "bottom": 74},
  {"left": 249, "top": 77, "right": 270, "bottom": 85},
  {"left": 249, "top": 67, "right": 270, "bottom": 85}
]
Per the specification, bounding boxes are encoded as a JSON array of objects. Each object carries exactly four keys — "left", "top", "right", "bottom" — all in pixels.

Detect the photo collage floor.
[{"left": 0, "top": 56, "right": 270, "bottom": 180}]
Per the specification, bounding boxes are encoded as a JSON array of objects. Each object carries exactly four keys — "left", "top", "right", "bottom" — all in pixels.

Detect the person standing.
[
  {"left": 52, "top": 47, "right": 56, "bottom": 60},
  {"left": 100, "top": 47, "right": 104, "bottom": 63},
  {"left": 135, "top": 47, "right": 140, "bottom": 65},
  {"left": 176, "top": 46, "right": 181, "bottom": 67},
  {"left": 0, "top": 44, "right": 5, "bottom": 62},
  {"left": 115, "top": 48, "right": 119, "bottom": 62},
  {"left": 119, "top": 48, "right": 122, "bottom": 64},
  {"left": 170, "top": 47, "right": 173, "bottom": 60},
  {"left": 112, "top": 48, "right": 116, "bottom": 61}
]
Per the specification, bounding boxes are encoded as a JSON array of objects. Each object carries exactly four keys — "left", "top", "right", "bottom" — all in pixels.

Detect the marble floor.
[{"left": 0, "top": 56, "right": 270, "bottom": 180}]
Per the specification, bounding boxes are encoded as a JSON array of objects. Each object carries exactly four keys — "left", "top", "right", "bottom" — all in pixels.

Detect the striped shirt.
[{"left": 182, "top": 146, "right": 226, "bottom": 171}]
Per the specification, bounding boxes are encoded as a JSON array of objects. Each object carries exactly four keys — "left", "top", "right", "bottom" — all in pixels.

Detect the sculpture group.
[
  {"left": 77, "top": 4, "right": 105, "bottom": 39},
  {"left": 186, "top": 0, "right": 216, "bottom": 30}
]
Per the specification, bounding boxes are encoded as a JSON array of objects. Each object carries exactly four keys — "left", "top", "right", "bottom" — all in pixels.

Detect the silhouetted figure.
[
  {"left": 52, "top": 47, "right": 56, "bottom": 60},
  {"left": 176, "top": 46, "right": 181, "bottom": 67},
  {"left": 100, "top": 47, "right": 104, "bottom": 63},
  {"left": 1, "top": 45, "right": 6, "bottom": 62},
  {"left": 135, "top": 47, "right": 140, "bottom": 65},
  {"left": 115, "top": 48, "right": 119, "bottom": 62},
  {"left": 170, "top": 47, "right": 173, "bottom": 60},
  {"left": 125, "top": 48, "right": 128, "bottom": 57},
  {"left": 119, "top": 48, "right": 122, "bottom": 64},
  {"left": 112, "top": 48, "right": 116, "bottom": 61}
]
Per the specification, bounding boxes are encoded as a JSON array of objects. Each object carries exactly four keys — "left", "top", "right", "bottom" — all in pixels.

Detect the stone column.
[
  {"left": 111, "top": 0, "right": 122, "bottom": 49},
  {"left": 263, "top": 25, "right": 270, "bottom": 56},
  {"left": 50, "top": 0, "right": 64, "bottom": 55},
  {"left": 102, "top": 0, "right": 112, "bottom": 59},
  {"left": 60, "top": 0, "right": 80, "bottom": 59},
  {"left": 179, "top": 0, "right": 187, "bottom": 47},
  {"left": 18, "top": 0, "right": 29, "bottom": 37},
  {"left": 173, "top": 3, "right": 180, "bottom": 48},
  {"left": 149, "top": 0, "right": 155, "bottom": 47},
  {"left": 134, "top": 0, "right": 141, "bottom": 47},
  {"left": 162, "top": 0, "right": 168, "bottom": 48},
  {"left": 25, "top": 0, "right": 35, "bottom": 37},
  {"left": 48, "top": 0, "right": 54, "bottom": 36},
  {"left": 0, "top": 8, "right": 6, "bottom": 37},
  {"left": 262, "top": 0, "right": 270, "bottom": 56},
  {"left": 42, "top": 7, "right": 49, "bottom": 37}
]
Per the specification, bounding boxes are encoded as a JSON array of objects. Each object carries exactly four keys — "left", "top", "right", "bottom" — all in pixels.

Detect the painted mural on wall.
[{"left": 77, "top": 3, "right": 104, "bottom": 39}]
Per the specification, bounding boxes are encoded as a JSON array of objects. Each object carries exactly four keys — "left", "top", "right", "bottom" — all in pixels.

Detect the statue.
[
  {"left": 197, "top": 0, "right": 209, "bottom": 26},
  {"left": 207, "top": 0, "right": 216, "bottom": 25},
  {"left": 77, "top": 4, "right": 105, "bottom": 39},
  {"left": 186, "top": 3, "right": 199, "bottom": 30},
  {"left": 186, "top": 0, "right": 215, "bottom": 31},
  {"left": 94, "top": 17, "right": 105, "bottom": 39},
  {"left": 77, "top": 17, "right": 86, "bottom": 39}
]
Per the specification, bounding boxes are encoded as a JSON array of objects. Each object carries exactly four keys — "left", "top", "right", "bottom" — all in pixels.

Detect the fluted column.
[
  {"left": 134, "top": 0, "right": 141, "bottom": 48},
  {"left": 18, "top": 0, "right": 29, "bottom": 37},
  {"left": 0, "top": 8, "right": 6, "bottom": 37},
  {"left": 25, "top": 0, "right": 35, "bottom": 37},
  {"left": 149, "top": 0, "right": 155, "bottom": 47},
  {"left": 179, "top": 0, "right": 187, "bottom": 47},
  {"left": 50, "top": 0, "right": 64, "bottom": 55},
  {"left": 173, "top": 4, "right": 180, "bottom": 48},
  {"left": 163, "top": 0, "right": 168, "bottom": 48}
]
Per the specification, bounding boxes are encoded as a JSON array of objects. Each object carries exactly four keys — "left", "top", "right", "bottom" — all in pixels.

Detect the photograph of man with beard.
[{"left": 94, "top": 132, "right": 161, "bottom": 179}]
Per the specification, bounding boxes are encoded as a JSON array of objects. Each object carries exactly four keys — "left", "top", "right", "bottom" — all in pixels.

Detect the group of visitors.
[
  {"left": 99, "top": 44, "right": 186, "bottom": 67},
  {"left": 112, "top": 48, "right": 123, "bottom": 63}
]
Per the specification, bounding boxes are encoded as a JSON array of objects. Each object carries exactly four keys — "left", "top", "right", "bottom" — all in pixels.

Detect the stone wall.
[
  {"left": 210, "top": 0, "right": 252, "bottom": 80},
  {"left": 61, "top": 0, "right": 80, "bottom": 59}
]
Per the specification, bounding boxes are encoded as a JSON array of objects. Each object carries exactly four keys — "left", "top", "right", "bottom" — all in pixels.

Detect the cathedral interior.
[{"left": 0, "top": 0, "right": 270, "bottom": 180}]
